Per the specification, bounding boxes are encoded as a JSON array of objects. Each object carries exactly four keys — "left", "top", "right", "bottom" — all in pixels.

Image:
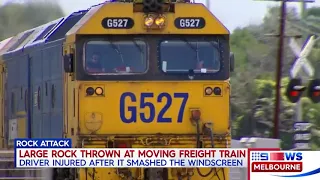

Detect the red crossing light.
[
  {"left": 285, "top": 78, "right": 306, "bottom": 103},
  {"left": 290, "top": 91, "right": 299, "bottom": 97},
  {"left": 307, "top": 79, "right": 320, "bottom": 103},
  {"left": 313, "top": 91, "right": 320, "bottom": 97}
]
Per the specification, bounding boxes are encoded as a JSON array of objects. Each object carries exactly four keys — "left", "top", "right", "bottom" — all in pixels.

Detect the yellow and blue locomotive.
[{"left": 0, "top": 0, "right": 234, "bottom": 179}]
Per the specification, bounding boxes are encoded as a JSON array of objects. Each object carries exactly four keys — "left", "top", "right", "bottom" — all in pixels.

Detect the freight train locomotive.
[{"left": 0, "top": 0, "right": 234, "bottom": 179}]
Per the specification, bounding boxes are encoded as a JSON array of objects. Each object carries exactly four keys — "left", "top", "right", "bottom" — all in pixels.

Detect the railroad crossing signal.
[
  {"left": 287, "top": 35, "right": 320, "bottom": 103},
  {"left": 307, "top": 79, "right": 320, "bottom": 103},
  {"left": 285, "top": 79, "right": 306, "bottom": 103},
  {"left": 289, "top": 35, "right": 315, "bottom": 78}
]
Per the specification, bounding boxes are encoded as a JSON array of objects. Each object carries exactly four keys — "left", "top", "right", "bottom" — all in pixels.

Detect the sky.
[
  {"left": 1, "top": 0, "right": 320, "bottom": 31},
  {"left": 57, "top": 0, "right": 320, "bottom": 32}
]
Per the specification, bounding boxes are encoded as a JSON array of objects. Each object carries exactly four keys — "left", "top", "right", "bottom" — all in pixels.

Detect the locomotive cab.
[{"left": 61, "top": 1, "right": 232, "bottom": 179}]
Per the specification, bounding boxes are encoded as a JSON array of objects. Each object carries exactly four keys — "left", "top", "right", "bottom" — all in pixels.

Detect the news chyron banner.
[
  {"left": 14, "top": 138, "right": 320, "bottom": 180},
  {"left": 14, "top": 138, "right": 247, "bottom": 168},
  {"left": 249, "top": 148, "right": 320, "bottom": 180}
]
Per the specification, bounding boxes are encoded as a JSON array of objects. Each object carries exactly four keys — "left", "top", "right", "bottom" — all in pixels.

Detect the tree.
[
  {"left": 306, "top": 7, "right": 320, "bottom": 17},
  {"left": 0, "top": 1, "right": 64, "bottom": 40},
  {"left": 230, "top": 6, "right": 320, "bottom": 150}
]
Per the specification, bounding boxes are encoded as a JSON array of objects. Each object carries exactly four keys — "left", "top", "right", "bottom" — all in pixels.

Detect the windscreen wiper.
[
  {"left": 181, "top": 38, "right": 197, "bottom": 53},
  {"left": 209, "top": 41, "right": 219, "bottom": 49},
  {"left": 180, "top": 38, "right": 200, "bottom": 63},
  {"left": 109, "top": 41, "right": 124, "bottom": 63},
  {"left": 132, "top": 39, "right": 144, "bottom": 54}
]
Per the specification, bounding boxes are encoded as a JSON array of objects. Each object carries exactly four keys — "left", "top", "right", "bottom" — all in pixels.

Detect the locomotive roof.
[
  {"left": 0, "top": 18, "right": 62, "bottom": 55},
  {"left": 0, "top": 0, "right": 105, "bottom": 56},
  {"left": 1, "top": 1, "right": 229, "bottom": 55},
  {"left": 0, "top": 8, "right": 89, "bottom": 55},
  {"left": 0, "top": 37, "right": 13, "bottom": 54},
  {"left": 66, "top": 3, "right": 104, "bottom": 37}
]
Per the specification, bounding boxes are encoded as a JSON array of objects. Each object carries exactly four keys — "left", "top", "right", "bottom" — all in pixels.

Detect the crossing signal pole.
[
  {"left": 255, "top": 0, "right": 315, "bottom": 139},
  {"left": 287, "top": 34, "right": 318, "bottom": 151},
  {"left": 287, "top": 0, "right": 317, "bottom": 150},
  {"left": 287, "top": 34, "right": 320, "bottom": 105}
]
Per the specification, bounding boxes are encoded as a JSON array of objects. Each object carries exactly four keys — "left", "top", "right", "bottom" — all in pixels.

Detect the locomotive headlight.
[
  {"left": 95, "top": 87, "right": 104, "bottom": 95},
  {"left": 155, "top": 16, "right": 165, "bottom": 27},
  {"left": 144, "top": 16, "right": 154, "bottom": 27}
]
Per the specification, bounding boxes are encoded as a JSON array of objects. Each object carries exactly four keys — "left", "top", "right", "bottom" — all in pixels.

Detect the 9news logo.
[
  {"left": 251, "top": 152, "right": 303, "bottom": 161},
  {"left": 250, "top": 151, "right": 304, "bottom": 176}
]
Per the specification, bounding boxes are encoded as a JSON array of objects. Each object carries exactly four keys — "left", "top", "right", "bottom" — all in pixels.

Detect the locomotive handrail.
[
  {"left": 0, "top": 149, "right": 46, "bottom": 180},
  {"left": 0, "top": 150, "right": 14, "bottom": 153},
  {"left": 0, "top": 158, "right": 14, "bottom": 162}
]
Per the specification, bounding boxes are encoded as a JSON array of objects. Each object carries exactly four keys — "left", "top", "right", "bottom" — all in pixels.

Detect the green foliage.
[
  {"left": 306, "top": 7, "right": 320, "bottom": 17},
  {"left": 231, "top": 6, "right": 320, "bottom": 150},
  {"left": 0, "top": 1, "right": 64, "bottom": 40}
]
